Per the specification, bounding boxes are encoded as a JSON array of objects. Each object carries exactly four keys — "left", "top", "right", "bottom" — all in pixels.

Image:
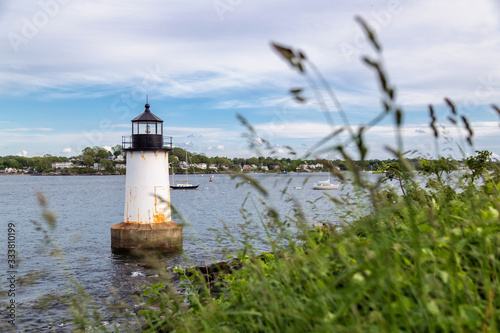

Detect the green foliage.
[
  {"left": 111, "top": 144, "right": 122, "bottom": 158},
  {"left": 375, "top": 161, "right": 412, "bottom": 195},
  {"left": 81, "top": 155, "right": 95, "bottom": 168},
  {"left": 420, "top": 157, "right": 457, "bottom": 186},
  {"left": 464, "top": 150, "right": 493, "bottom": 184},
  {"left": 135, "top": 168, "right": 500, "bottom": 332},
  {"left": 99, "top": 159, "right": 114, "bottom": 171},
  {"left": 81, "top": 146, "right": 110, "bottom": 159}
]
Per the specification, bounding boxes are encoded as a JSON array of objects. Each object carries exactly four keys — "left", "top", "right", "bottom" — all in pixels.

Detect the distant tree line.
[{"left": 0, "top": 146, "right": 496, "bottom": 175}]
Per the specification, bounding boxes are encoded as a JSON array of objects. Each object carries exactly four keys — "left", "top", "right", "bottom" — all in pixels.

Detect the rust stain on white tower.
[
  {"left": 111, "top": 103, "right": 182, "bottom": 252},
  {"left": 124, "top": 150, "right": 171, "bottom": 224}
]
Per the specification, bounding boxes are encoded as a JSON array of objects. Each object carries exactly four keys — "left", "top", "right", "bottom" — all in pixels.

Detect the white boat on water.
[
  {"left": 170, "top": 182, "right": 199, "bottom": 190},
  {"left": 312, "top": 177, "right": 339, "bottom": 190},
  {"left": 170, "top": 150, "right": 199, "bottom": 190}
]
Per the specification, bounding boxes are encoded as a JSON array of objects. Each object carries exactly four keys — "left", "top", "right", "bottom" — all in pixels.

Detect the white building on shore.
[{"left": 51, "top": 162, "right": 74, "bottom": 169}]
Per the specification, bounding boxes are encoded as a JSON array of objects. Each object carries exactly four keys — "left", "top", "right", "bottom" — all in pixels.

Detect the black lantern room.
[{"left": 122, "top": 103, "right": 173, "bottom": 150}]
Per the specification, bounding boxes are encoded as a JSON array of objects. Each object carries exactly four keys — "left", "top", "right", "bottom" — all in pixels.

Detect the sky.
[{"left": 1, "top": 0, "right": 499, "bottom": 160}]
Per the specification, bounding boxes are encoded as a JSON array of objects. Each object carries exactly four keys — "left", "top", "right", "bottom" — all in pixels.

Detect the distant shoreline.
[
  {"left": 0, "top": 171, "right": 309, "bottom": 176},
  {"left": 0, "top": 173, "right": 124, "bottom": 176}
]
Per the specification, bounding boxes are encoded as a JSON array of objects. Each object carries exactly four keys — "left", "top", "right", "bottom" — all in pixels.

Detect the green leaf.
[{"left": 426, "top": 300, "right": 440, "bottom": 316}]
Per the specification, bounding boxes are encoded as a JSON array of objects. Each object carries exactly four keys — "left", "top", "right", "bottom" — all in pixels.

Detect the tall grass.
[
  {"left": 138, "top": 170, "right": 500, "bottom": 332},
  {"left": 136, "top": 17, "right": 500, "bottom": 332}
]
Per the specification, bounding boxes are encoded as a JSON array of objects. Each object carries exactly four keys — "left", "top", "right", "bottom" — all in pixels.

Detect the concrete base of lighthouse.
[{"left": 111, "top": 222, "right": 183, "bottom": 252}]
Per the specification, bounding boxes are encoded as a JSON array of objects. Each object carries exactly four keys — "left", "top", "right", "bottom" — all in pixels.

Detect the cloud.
[
  {"left": 1, "top": 0, "right": 499, "bottom": 159},
  {"left": 16, "top": 150, "right": 27, "bottom": 157},
  {"left": 1, "top": 1, "right": 498, "bottom": 106},
  {"left": 253, "top": 137, "right": 263, "bottom": 146},
  {"left": 0, "top": 129, "right": 130, "bottom": 157},
  {"left": 167, "top": 126, "right": 241, "bottom": 142},
  {"left": 250, "top": 118, "right": 500, "bottom": 159},
  {"left": 207, "top": 145, "right": 224, "bottom": 151},
  {"left": 254, "top": 122, "right": 333, "bottom": 139},
  {"left": 1, "top": 127, "right": 53, "bottom": 132},
  {"left": 3, "top": 128, "right": 30, "bottom": 132},
  {"left": 62, "top": 147, "right": 72, "bottom": 153},
  {"left": 211, "top": 100, "right": 256, "bottom": 109}
]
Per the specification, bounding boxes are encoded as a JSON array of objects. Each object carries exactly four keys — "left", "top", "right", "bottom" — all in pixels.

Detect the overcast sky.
[{"left": 1, "top": 0, "right": 499, "bottom": 160}]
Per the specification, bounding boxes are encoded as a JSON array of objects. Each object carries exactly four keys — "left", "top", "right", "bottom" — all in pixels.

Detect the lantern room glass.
[{"left": 133, "top": 122, "right": 162, "bottom": 135}]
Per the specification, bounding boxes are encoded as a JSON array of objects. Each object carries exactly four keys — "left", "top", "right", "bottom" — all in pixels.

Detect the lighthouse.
[{"left": 111, "top": 103, "right": 182, "bottom": 252}]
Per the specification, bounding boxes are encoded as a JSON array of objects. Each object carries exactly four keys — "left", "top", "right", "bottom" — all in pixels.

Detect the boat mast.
[{"left": 185, "top": 150, "right": 188, "bottom": 182}]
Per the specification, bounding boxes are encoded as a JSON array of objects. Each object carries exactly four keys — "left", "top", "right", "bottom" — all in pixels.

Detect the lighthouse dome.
[
  {"left": 122, "top": 103, "right": 172, "bottom": 151},
  {"left": 131, "top": 104, "right": 163, "bottom": 122}
]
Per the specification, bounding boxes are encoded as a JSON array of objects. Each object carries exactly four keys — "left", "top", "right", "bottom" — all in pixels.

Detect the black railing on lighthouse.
[{"left": 122, "top": 136, "right": 173, "bottom": 150}]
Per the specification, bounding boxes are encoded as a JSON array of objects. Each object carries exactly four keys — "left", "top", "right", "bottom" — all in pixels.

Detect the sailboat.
[
  {"left": 312, "top": 173, "right": 339, "bottom": 190},
  {"left": 170, "top": 151, "right": 199, "bottom": 190}
]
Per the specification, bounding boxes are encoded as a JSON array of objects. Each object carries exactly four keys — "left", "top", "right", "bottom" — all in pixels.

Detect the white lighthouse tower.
[{"left": 111, "top": 103, "right": 182, "bottom": 252}]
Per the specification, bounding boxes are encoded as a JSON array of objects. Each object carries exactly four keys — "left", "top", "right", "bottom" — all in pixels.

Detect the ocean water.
[{"left": 0, "top": 173, "right": 353, "bottom": 331}]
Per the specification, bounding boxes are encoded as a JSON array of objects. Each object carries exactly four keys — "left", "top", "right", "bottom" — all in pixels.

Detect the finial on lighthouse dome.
[{"left": 145, "top": 103, "right": 150, "bottom": 112}]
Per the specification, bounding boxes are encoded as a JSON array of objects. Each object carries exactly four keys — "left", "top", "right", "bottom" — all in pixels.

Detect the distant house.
[
  {"left": 115, "top": 164, "right": 126, "bottom": 170},
  {"left": 52, "top": 162, "right": 74, "bottom": 169},
  {"left": 297, "top": 163, "right": 311, "bottom": 172},
  {"left": 115, "top": 154, "right": 125, "bottom": 162},
  {"left": 261, "top": 166, "right": 269, "bottom": 171},
  {"left": 242, "top": 165, "right": 253, "bottom": 172},
  {"left": 208, "top": 164, "right": 218, "bottom": 171},
  {"left": 179, "top": 161, "right": 188, "bottom": 169},
  {"left": 195, "top": 163, "right": 207, "bottom": 170},
  {"left": 93, "top": 163, "right": 104, "bottom": 171}
]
